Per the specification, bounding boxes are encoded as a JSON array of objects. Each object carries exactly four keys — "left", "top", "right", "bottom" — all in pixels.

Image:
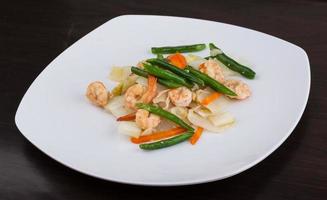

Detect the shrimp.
[
  {"left": 135, "top": 109, "right": 161, "bottom": 130},
  {"left": 136, "top": 60, "right": 146, "bottom": 69},
  {"left": 224, "top": 80, "right": 251, "bottom": 100},
  {"left": 199, "top": 59, "right": 225, "bottom": 83},
  {"left": 86, "top": 81, "right": 110, "bottom": 107},
  {"left": 168, "top": 87, "right": 192, "bottom": 107},
  {"left": 124, "top": 84, "right": 146, "bottom": 109},
  {"left": 124, "top": 76, "right": 158, "bottom": 109}
]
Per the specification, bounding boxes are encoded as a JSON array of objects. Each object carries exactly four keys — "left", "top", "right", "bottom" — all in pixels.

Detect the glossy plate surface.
[{"left": 15, "top": 15, "right": 310, "bottom": 186}]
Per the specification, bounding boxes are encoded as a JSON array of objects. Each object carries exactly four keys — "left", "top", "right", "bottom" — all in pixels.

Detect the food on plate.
[
  {"left": 151, "top": 43, "right": 206, "bottom": 54},
  {"left": 207, "top": 43, "right": 256, "bottom": 79},
  {"left": 86, "top": 81, "right": 110, "bottom": 107},
  {"left": 86, "top": 43, "right": 256, "bottom": 150}
]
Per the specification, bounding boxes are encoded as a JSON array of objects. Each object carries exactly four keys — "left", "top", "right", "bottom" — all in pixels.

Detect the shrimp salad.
[{"left": 86, "top": 43, "right": 256, "bottom": 150}]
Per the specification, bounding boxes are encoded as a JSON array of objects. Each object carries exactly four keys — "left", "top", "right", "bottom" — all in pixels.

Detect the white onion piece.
[
  {"left": 185, "top": 54, "right": 201, "bottom": 63},
  {"left": 186, "top": 54, "right": 207, "bottom": 69},
  {"left": 205, "top": 96, "right": 232, "bottom": 114},
  {"left": 193, "top": 106, "right": 213, "bottom": 118},
  {"left": 135, "top": 76, "right": 148, "bottom": 86},
  {"left": 187, "top": 109, "right": 225, "bottom": 133},
  {"left": 194, "top": 88, "right": 232, "bottom": 114},
  {"left": 210, "top": 48, "right": 223, "bottom": 56},
  {"left": 121, "top": 75, "right": 137, "bottom": 93},
  {"left": 104, "top": 95, "right": 132, "bottom": 117},
  {"left": 208, "top": 112, "right": 235, "bottom": 127},
  {"left": 141, "top": 128, "right": 153, "bottom": 136},
  {"left": 118, "top": 121, "right": 141, "bottom": 138},
  {"left": 109, "top": 66, "right": 131, "bottom": 82},
  {"left": 195, "top": 89, "right": 211, "bottom": 103},
  {"left": 155, "top": 119, "right": 176, "bottom": 132},
  {"left": 170, "top": 107, "right": 188, "bottom": 121},
  {"left": 188, "top": 60, "right": 207, "bottom": 69}
]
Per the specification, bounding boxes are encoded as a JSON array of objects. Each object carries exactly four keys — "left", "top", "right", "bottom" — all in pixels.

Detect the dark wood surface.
[{"left": 1, "top": 0, "right": 326, "bottom": 199}]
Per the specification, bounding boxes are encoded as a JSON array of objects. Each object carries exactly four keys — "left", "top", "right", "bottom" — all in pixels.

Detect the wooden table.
[{"left": 1, "top": 0, "right": 326, "bottom": 199}]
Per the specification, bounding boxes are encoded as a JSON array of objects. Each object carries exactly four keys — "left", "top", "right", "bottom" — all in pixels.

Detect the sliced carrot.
[
  {"left": 130, "top": 127, "right": 186, "bottom": 144},
  {"left": 117, "top": 113, "right": 136, "bottom": 121},
  {"left": 201, "top": 92, "right": 221, "bottom": 106},
  {"left": 199, "top": 62, "right": 206, "bottom": 70},
  {"left": 190, "top": 127, "right": 204, "bottom": 145},
  {"left": 142, "top": 75, "right": 157, "bottom": 103},
  {"left": 167, "top": 53, "right": 187, "bottom": 69}
]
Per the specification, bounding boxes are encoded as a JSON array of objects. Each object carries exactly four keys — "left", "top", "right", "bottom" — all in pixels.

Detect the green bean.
[
  {"left": 139, "top": 131, "right": 193, "bottom": 150},
  {"left": 156, "top": 54, "right": 164, "bottom": 60},
  {"left": 208, "top": 43, "right": 256, "bottom": 79},
  {"left": 131, "top": 66, "right": 148, "bottom": 77},
  {"left": 147, "top": 58, "right": 205, "bottom": 87},
  {"left": 131, "top": 67, "right": 182, "bottom": 88},
  {"left": 136, "top": 103, "right": 194, "bottom": 131},
  {"left": 143, "top": 63, "right": 193, "bottom": 88},
  {"left": 188, "top": 66, "right": 237, "bottom": 96},
  {"left": 151, "top": 44, "right": 206, "bottom": 54}
]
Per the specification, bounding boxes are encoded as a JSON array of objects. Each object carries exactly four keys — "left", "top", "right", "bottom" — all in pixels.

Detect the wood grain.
[{"left": 1, "top": 0, "right": 326, "bottom": 199}]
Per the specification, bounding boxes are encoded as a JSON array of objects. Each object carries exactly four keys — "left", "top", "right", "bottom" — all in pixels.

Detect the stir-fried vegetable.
[
  {"left": 117, "top": 113, "right": 136, "bottom": 121},
  {"left": 143, "top": 63, "right": 194, "bottom": 88},
  {"left": 111, "top": 83, "right": 123, "bottom": 96},
  {"left": 151, "top": 44, "right": 206, "bottom": 54},
  {"left": 131, "top": 67, "right": 182, "bottom": 88},
  {"left": 105, "top": 96, "right": 132, "bottom": 117},
  {"left": 87, "top": 42, "right": 255, "bottom": 151},
  {"left": 188, "top": 66, "right": 237, "bottom": 96},
  {"left": 170, "top": 107, "right": 188, "bottom": 121},
  {"left": 147, "top": 58, "right": 205, "bottom": 87},
  {"left": 187, "top": 108, "right": 234, "bottom": 132},
  {"left": 109, "top": 66, "right": 131, "bottom": 82},
  {"left": 190, "top": 127, "right": 204, "bottom": 145},
  {"left": 167, "top": 53, "right": 187, "bottom": 69},
  {"left": 208, "top": 112, "right": 235, "bottom": 127},
  {"left": 136, "top": 103, "right": 194, "bottom": 131},
  {"left": 142, "top": 75, "right": 157, "bottom": 103},
  {"left": 117, "top": 121, "right": 141, "bottom": 138},
  {"left": 208, "top": 43, "right": 256, "bottom": 79},
  {"left": 121, "top": 75, "right": 138, "bottom": 93},
  {"left": 130, "top": 127, "right": 186, "bottom": 144},
  {"left": 156, "top": 54, "right": 164, "bottom": 59},
  {"left": 140, "top": 131, "right": 193, "bottom": 150},
  {"left": 201, "top": 92, "right": 221, "bottom": 105}
]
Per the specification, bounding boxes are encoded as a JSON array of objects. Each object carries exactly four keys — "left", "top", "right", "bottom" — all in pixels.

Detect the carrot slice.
[
  {"left": 142, "top": 75, "right": 157, "bottom": 103},
  {"left": 117, "top": 113, "right": 136, "bottom": 121},
  {"left": 201, "top": 92, "right": 221, "bottom": 105},
  {"left": 130, "top": 127, "right": 186, "bottom": 144},
  {"left": 199, "top": 62, "right": 206, "bottom": 71},
  {"left": 167, "top": 53, "right": 187, "bottom": 69},
  {"left": 190, "top": 127, "right": 204, "bottom": 145}
]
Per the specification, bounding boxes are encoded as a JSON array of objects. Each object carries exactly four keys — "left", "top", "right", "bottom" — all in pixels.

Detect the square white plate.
[{"left": 15, "top": 15, "right": 310, "bottom": 186}]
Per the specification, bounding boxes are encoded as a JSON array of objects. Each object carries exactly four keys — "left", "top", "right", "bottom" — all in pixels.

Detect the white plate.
[{"left": 15, "top": 15, "right": 310, "bottom": 186}]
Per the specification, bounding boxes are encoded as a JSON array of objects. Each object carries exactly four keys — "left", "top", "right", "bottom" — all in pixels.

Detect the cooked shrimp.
[
  {"left": 199, "top": 59, "right": 225, "bottom": 83},
  {"left": 224, "top": 80, "right": 251, "bottom": 100},
  {"left": 136, "top": 60, "right": 146, "bottom": 69},
  {"left": 168, "top": 87, "right": 192, "bottom": 107},
  {"left": 135, "top": 109, "right": 161, "bottom": 130},
  {"left": 141, "top": 75, "right": 157, "bottom": 103},
  {"left": 124, "top": 84, "right": 146, "bottom": 109},
  {"left": 124, "top": 76, "right": 158, "bottom": 109},
  {"left": 86, "top": 81, "right": 110, "bottom": 107}
]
